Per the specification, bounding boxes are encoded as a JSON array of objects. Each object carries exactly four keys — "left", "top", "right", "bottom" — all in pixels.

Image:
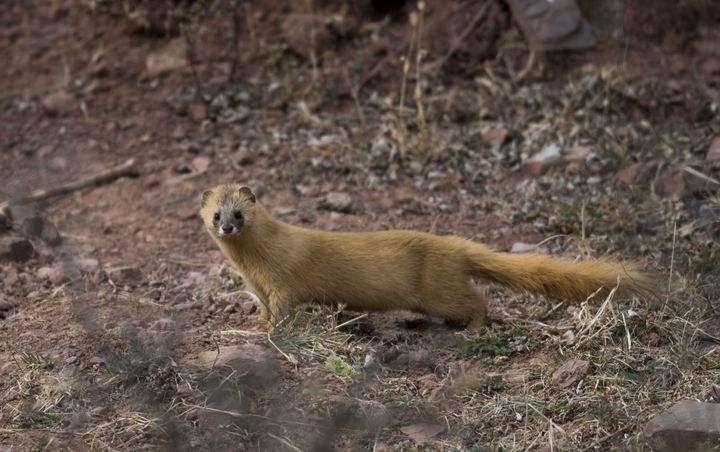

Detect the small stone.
[
  {"left": 173, "top": 302, "right": 197, "bottom": 312},
  {"left": 655, "top": 167, "right": 686, "bottom": 199},
  {"left": 616, "top": 161, "right": 658, "bottom": 186},
  {"left": 50, "top": 156, "right": 68, "bottom": 170},
  {"left": 551, "top": 358, "right": 590, "bottom": 388},
  {"left": 400, "top": 422, "right": 446, "bottom": 442},
  {"left": 563, "top": 145, "right": 591, "bottom": 171},
  {"left": 644, "top": 400, "right": 720, "bottom": 451},
  {"left": 145, "top": 39, "right": 186, "bottom": 77},
  {"left": 90, "top": 406, "right": 109, "bottom": 417},
  {"left": 0, "top": 236, "right": 34, "bottom": 262},
  {"left": 236, "top": 148, "right": 255, "bottom": 165},
  {"left": 511, "top": 242, "right": 537, "bottom": 253},
  {"left": 37, "top": 265, "right": 67, "bottom": 285},
  {"left": 152, "top": 318, "right": 175, "bottom": 331},
  {"left": 563, "top": 145, "right": 591, "bottom": 162},
  {"left": 192, "top": 344, "right": 275, "bottom": 370},
  {"left": 482, "top": 128, "right": 509, "bottom": 146},
  {"left": 241, "top": 301, "right": 257, "bottom": 315},
  {"left": 192, "top": 156, "right": 210, "bottom": 173},
  {"left": 106, "top": 265, "right": 144, "bottom": 286},
  {"left": 524, "top": 143, "right": 562, "bottom": 175},
  {"left": 42, "top": 90, "right": 75, "bottom": 116},
  {"left": 319, "top": 192, "right": 353, "bottom": 213},
  {"left": 89, "top": 356, "right": 105, "bottom": 366},
  {"left": 75, "top": 258, "right": 99, "bottom": 273},
  {"left": 707, "top": 137, "right": 720, "bottom": 162}
]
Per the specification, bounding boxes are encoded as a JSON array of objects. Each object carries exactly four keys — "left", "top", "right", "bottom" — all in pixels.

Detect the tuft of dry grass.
[{"left": 2, "top": 354, "right": 74, "bottom": 430}]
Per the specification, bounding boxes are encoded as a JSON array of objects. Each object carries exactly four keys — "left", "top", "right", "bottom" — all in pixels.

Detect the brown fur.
[{"left": 200, "top": 184, "right": 659, "bottom": 329}]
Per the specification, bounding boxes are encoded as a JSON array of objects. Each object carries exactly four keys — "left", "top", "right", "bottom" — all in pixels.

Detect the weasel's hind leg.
[{"left": 424, "top": 282, "right": 488, "bottom": 331}]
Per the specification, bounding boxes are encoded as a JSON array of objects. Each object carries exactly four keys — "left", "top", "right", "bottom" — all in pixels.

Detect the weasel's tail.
[{"left": 465, "top": 244, "right": 660, "bottom": 301}]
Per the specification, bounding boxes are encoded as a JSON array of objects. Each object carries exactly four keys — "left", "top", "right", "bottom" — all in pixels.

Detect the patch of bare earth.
[{"left": 1, "top": 1, "right": 719, "bottom": 450}]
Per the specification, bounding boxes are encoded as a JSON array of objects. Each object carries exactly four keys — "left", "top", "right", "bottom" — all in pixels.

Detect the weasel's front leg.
[{"left": 266, "top": 292, "right": 291, "bottom": 328}]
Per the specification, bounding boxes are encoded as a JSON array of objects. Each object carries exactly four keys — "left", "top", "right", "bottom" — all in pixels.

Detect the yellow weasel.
[{"left": 200, "top": 184, "right": 658, "bottom": 329}]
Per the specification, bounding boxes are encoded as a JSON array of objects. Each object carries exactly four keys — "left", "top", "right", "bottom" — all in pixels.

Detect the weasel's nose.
[{"left": 221, "top": 225, "right": 234, "bottom": 234}]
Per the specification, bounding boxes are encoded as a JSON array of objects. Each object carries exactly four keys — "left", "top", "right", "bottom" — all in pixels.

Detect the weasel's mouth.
[{"left": 216, "top": 225, "right": 242, "bottom": 237}]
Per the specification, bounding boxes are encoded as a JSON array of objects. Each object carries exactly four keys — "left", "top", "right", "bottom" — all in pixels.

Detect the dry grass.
[{"left": 2, "top": 354, "right": 75, "bottom": 431}]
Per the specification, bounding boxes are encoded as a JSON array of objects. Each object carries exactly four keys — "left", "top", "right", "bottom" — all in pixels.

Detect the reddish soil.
[{"left": 1, "top": 1, "right": 719, "bottom": 450}]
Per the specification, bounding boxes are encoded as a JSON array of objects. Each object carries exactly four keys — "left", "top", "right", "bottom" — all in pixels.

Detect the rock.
[
  {"left": 505, "top": 0, "right": 596, "bottom": 51},
  {"left": 653, "top": 165, "right": 718, "bottom": 200},
  {"left": 511, "top": 242, "right": 537, "bottom": 253},
  {"left": 42, "top": 90, "right": 75, "bottom": 116},
  {"left": 75, "top": 258, "right": 99, "bottom": 273},
  {"left": 152, "top": 318, "right": 175, "bottom": 331},
  {"left": 524, "top": 143, "right": 562, "bottom": 175},
  {"left": 644, "top": 400, "right": 720, "bottom": 451},
  {"left": 482, "top": 128, "right": 509, "bottom": 146},
  {"left": 655, "top": 167, "right": 686, "bottom": 200},
  {"left": 0, "top": 236, "right": 34, "bottom": 262},
  {"left": 328, "top": 396, "right": 390, "bottom": 430},
  {"left": 192, "top": 344, "right": 275, "bottom": 370},
  {"left": 37, "top": 265, "right": 68, "bottom": 285},
  {"left": 400, "top": 422, "right": 446, "bottom": 442},
  {"left": 616, "top": 162, "right": 645, "bottom": 186},
  {"left": 106, "top": 265, "right": 144, "bottom": 286},
  {"left": 282, "top": 14, "right": 331, "bottom": 59},
  {"left": 319, "top": 192, "right": 354, "bottom": 213},
  {"left": 191, "top": 156, "right": 210, "bottom": 173},
  {"left": 551, "top": 358, "right": 590, "bottom": 388},
  {"left": 563, "top": 145, "right": 591, "bottom": 171},
  {"left": 88, "top": 356, "right": 105, "bottom": 366},
  {"left": 241, "top": 301, "right": 257, "bottom": 315},
  {"left": 617, "top": 160, "right": 665, "bottom": 187},
  {"left": 236, "top": 148, "right": 255, "bottom": 166},
  {"left": 707, "top": 137, "right": 720, "bottom": 162},
  {"left": 173, "top": 302, "right": 198, "bottom": 312},
  {"left": 145, "top": 39, "right": 186, "bottom": 77}
]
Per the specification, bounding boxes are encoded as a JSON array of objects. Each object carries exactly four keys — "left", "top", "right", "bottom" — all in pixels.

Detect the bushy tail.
[{"left": 465, "top": 244, "right": 660, "bottom": 301}]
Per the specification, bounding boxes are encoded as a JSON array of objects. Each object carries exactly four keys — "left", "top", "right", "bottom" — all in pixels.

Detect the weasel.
[{"left": 200, "top": 184, "right": 658, "bottom": 329}]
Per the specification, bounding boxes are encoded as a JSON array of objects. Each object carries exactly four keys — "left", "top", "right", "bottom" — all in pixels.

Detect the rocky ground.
[{"left": 1, "top": 1, "right": 719, "bottom": 450}]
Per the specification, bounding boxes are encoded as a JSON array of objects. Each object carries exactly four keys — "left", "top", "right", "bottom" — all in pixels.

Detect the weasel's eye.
[
  {"left": 234, "top": 211, "right": 243, "bottom": 220},
  {"left": 212, "top": 212, "right": 220, "bottom": 222}
]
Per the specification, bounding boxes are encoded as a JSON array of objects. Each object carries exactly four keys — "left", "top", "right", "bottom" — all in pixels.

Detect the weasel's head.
[{"left": 200, "top": 184, "right": 257, "bottom": 239}]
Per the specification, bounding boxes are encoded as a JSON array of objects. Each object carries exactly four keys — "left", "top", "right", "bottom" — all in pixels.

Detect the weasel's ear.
[
  {"left": 201, "top": 190, "right": 213, "bottom": 208},
  {"left": 239, "top": 186, "right": 256, "bottom": 203}
]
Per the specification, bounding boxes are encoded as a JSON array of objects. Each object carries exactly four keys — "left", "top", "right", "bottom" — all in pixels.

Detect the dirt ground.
[{"left": 1, "top": 1, "right": 719, "bottom": 450}]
